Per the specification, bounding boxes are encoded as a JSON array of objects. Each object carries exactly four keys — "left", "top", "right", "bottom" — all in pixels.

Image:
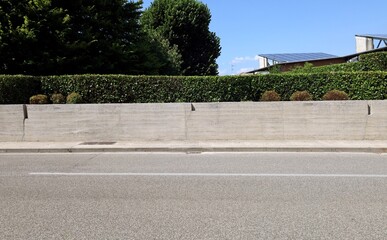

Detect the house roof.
[
  {"left": 243, "top": 46, "right": 387, "bottom": 75},
  {"left": 259, "top": 53, "right": 338, "bottom": 63},
  {"left": 356, "top": 34, "right": 387, "bottom": 40}
]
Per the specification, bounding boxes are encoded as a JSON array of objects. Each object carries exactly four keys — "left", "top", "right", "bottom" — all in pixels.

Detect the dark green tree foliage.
[
  {"left": 142, "top": 0, "right": 221, "bottom": 76},
  {"left": 142, "top": 29, "right": 182, "bottom": 75},
  {"left": 0, "top": 0, "right": 179, "bottom": 75},
  {"left": 0, "top": 0, "right": 69, "bottom": 74}
]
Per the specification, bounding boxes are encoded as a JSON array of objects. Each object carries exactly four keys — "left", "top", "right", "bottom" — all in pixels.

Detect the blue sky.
[{"left": 141, "top": 0, "right": 387, "bottom": 75}]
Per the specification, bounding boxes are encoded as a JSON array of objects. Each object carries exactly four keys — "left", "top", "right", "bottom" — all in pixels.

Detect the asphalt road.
[{"left": 0, "top": 152, "right": 386, "bottom": 240}]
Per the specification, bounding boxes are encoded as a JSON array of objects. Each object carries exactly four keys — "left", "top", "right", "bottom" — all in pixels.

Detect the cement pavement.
[
  {"left": 0, "top": 140, "right": 386, "bottom": 153},
  {"left": 1, "top": 152, "right": 387, "bottom": 239}
]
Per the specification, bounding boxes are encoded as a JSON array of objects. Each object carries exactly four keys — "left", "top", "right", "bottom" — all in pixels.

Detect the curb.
[{"left": 1, "top": 147, "right": 386, "bottom": 154}]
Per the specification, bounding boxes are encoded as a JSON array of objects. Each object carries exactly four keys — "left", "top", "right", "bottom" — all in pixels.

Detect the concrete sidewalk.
[{"left": 0, "top": 140, "right": 386, "bottom": 153}]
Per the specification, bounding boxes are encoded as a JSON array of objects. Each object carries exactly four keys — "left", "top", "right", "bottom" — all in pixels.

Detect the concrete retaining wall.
[
  {"left": 186, "top": 101, "right": 372, "bottom": 140},
  {"left": 24, "top": 104, "right": 188, "bottom": 141},
  {"left": 365, "top": 100, "right": 387, "bottom": 139},
  {"left": 0, "top": 105, "right": 25, "bottom": 141},
  {"left": 0, "top": 101, "right": 386, "bottom": 141}
]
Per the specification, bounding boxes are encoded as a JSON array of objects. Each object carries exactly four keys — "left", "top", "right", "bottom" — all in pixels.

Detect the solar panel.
[
  {"left": 258, "top": 53, "right": 338, "bottom": 63},
  {"left": 356, "top": 34, "right": 387, "bottom": 40}
]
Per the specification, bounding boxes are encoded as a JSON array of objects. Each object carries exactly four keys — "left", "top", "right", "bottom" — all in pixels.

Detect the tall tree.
[
  {"left": 0, "top": 0, "right": 180, "bottom": 75},
  {"left": 141, "top": 0, "right": 221, "bottom": 76},
  {"left": 52, "top": 0, "right": 144, "bottom": 74},
  {"left": 0, "top": 0, "right": 70, "bottom": 74},
  {"left": 141, "top": 28, "right": 182, "bottom": 75}
]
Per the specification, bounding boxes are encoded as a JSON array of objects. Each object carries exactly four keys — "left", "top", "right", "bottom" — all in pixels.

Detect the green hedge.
[
  {"left": 1, "top": 72, "right": 386, "bottom": 104},
  {"left": 1, "top": 51, "right": 386, "bottom": 104},
  {"left": 289, "top": 51, "right": 387, "bottom": 73},
  {"left": 41, "top": 75, "right": 253, "bottom": 103},
  {"left": 360, "top": 52, "right": 387, "bottom": 71},
  {"left": 292, "top": 62, "right": 366, "bottom": 73},
  {"left": 0, "top": 75, "right": 41, "bottom": 104},
  {"left": 251, "top": 72, "right": 387, "bottom": 100}
]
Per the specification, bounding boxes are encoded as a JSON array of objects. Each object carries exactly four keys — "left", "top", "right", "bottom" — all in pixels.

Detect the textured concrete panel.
[
  {"left": 24, "top": 104, "right": 188, "bottom": 141},
  {"left": 0, "top": 105, "right": 24, "bottom": 141},
  {"left": 3, "top": 101, "right": 387, "bottom": 142},
  {"left": 187, "top": 101, "right": 377, "bottom": 140},
  {"left": 365, "top": 100, "right": 387, "bottom": 140},
  {"left": 283, "top": 101, "right": 368, "bottom": 140},
  {"left": 186, "top": 102, "right": 284, "bottom": 140}
]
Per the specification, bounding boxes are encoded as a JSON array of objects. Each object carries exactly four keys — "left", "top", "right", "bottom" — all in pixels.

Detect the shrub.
[
  {"left": 50, "top": 93, "right": 65, "bottom": 104},
  {"left": 288, "top": 52, "right": 387, "bottom": 73},
  {"left": 0, "top": 75, "right": 41, "bottom": 104},
  {"left": 360, "top": 51, "right": 387, "bottom": 71},
  {"left": 29, "top": 94, "right": 49, "bottom": 104},
  {"left": 260, "top": 90, "right": 281, "bottom": 101},
  {"left": 322, "top": 90, "right": 349, "bottom": 101},
  {"left": 290, "top": 91, "right": 313, "bottom": 101},
  {"left": 289, "top": 62, "right": 314, "bottom": 73},
  {"left": 66, "top": 92, "right": 83, "bottom": 104}
]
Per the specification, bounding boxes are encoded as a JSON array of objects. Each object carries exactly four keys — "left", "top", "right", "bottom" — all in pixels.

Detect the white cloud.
[
  {"left": 231, "top": 57, "right": 245, "bottom": 64},
  {"left": 231, "top": 55, "right": 259, "bottom": 64},
  {"left": 237, "top": 68, "right": 254, "bottom": 74}
]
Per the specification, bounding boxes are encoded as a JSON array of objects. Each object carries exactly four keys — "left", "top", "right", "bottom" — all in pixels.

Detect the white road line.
[{"left": 29, "top": 172, "right": 387, "bottom": 178}]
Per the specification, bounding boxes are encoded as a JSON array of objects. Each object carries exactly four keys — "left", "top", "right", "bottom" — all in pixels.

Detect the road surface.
[{"left": 0, "top": 152, "right": 386, "bottom": 239}]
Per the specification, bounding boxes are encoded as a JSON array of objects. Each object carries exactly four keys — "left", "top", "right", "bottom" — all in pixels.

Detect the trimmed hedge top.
[
  {"left": 0, "top": 72, "right": 386, "bottom": 104},
  {"left": 289, "top": 51, "right": 387, "bottom": 73}
]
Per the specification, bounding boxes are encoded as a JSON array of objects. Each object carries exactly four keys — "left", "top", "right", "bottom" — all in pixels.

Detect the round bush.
[
  {"left": 322, "top": 90, "right": 349, "bottom": 101},
  {"left": 50, "top": 93, "right": 65, "bottom": 104},
  {"left": 29, "top": 94, "right": 49, "bottom": 104},
  {"left": 66, "top": 92, "right": 83, "bottom": 104},
  {"left": 290, "top": 91, "right": 313, "bottom": 101},
  {"left": 260, "top": 90, "right": 281, "bottom": 101}
]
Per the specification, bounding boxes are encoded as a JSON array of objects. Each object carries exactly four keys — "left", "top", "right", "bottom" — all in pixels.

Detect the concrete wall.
[
  {"left": 0, "top": 105, "right": 25, "bottom": 141},
  {"left": 185, "top": 101, "right": 377, "bottom": 140},
  {"left": 259, "top": 56, "right": 268, "bottom": 68},
  {"left": 356, "top": 36, "right": 374, "bottom": 53},
  {"left": 365, "top": 101, "right": 387, "bottom": 139},
  {"left": 0, "top": 101, "right": 386, "bottom": 141},
  {"left": 23, "top": 104, "right": 188, "bottom": 141}
]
